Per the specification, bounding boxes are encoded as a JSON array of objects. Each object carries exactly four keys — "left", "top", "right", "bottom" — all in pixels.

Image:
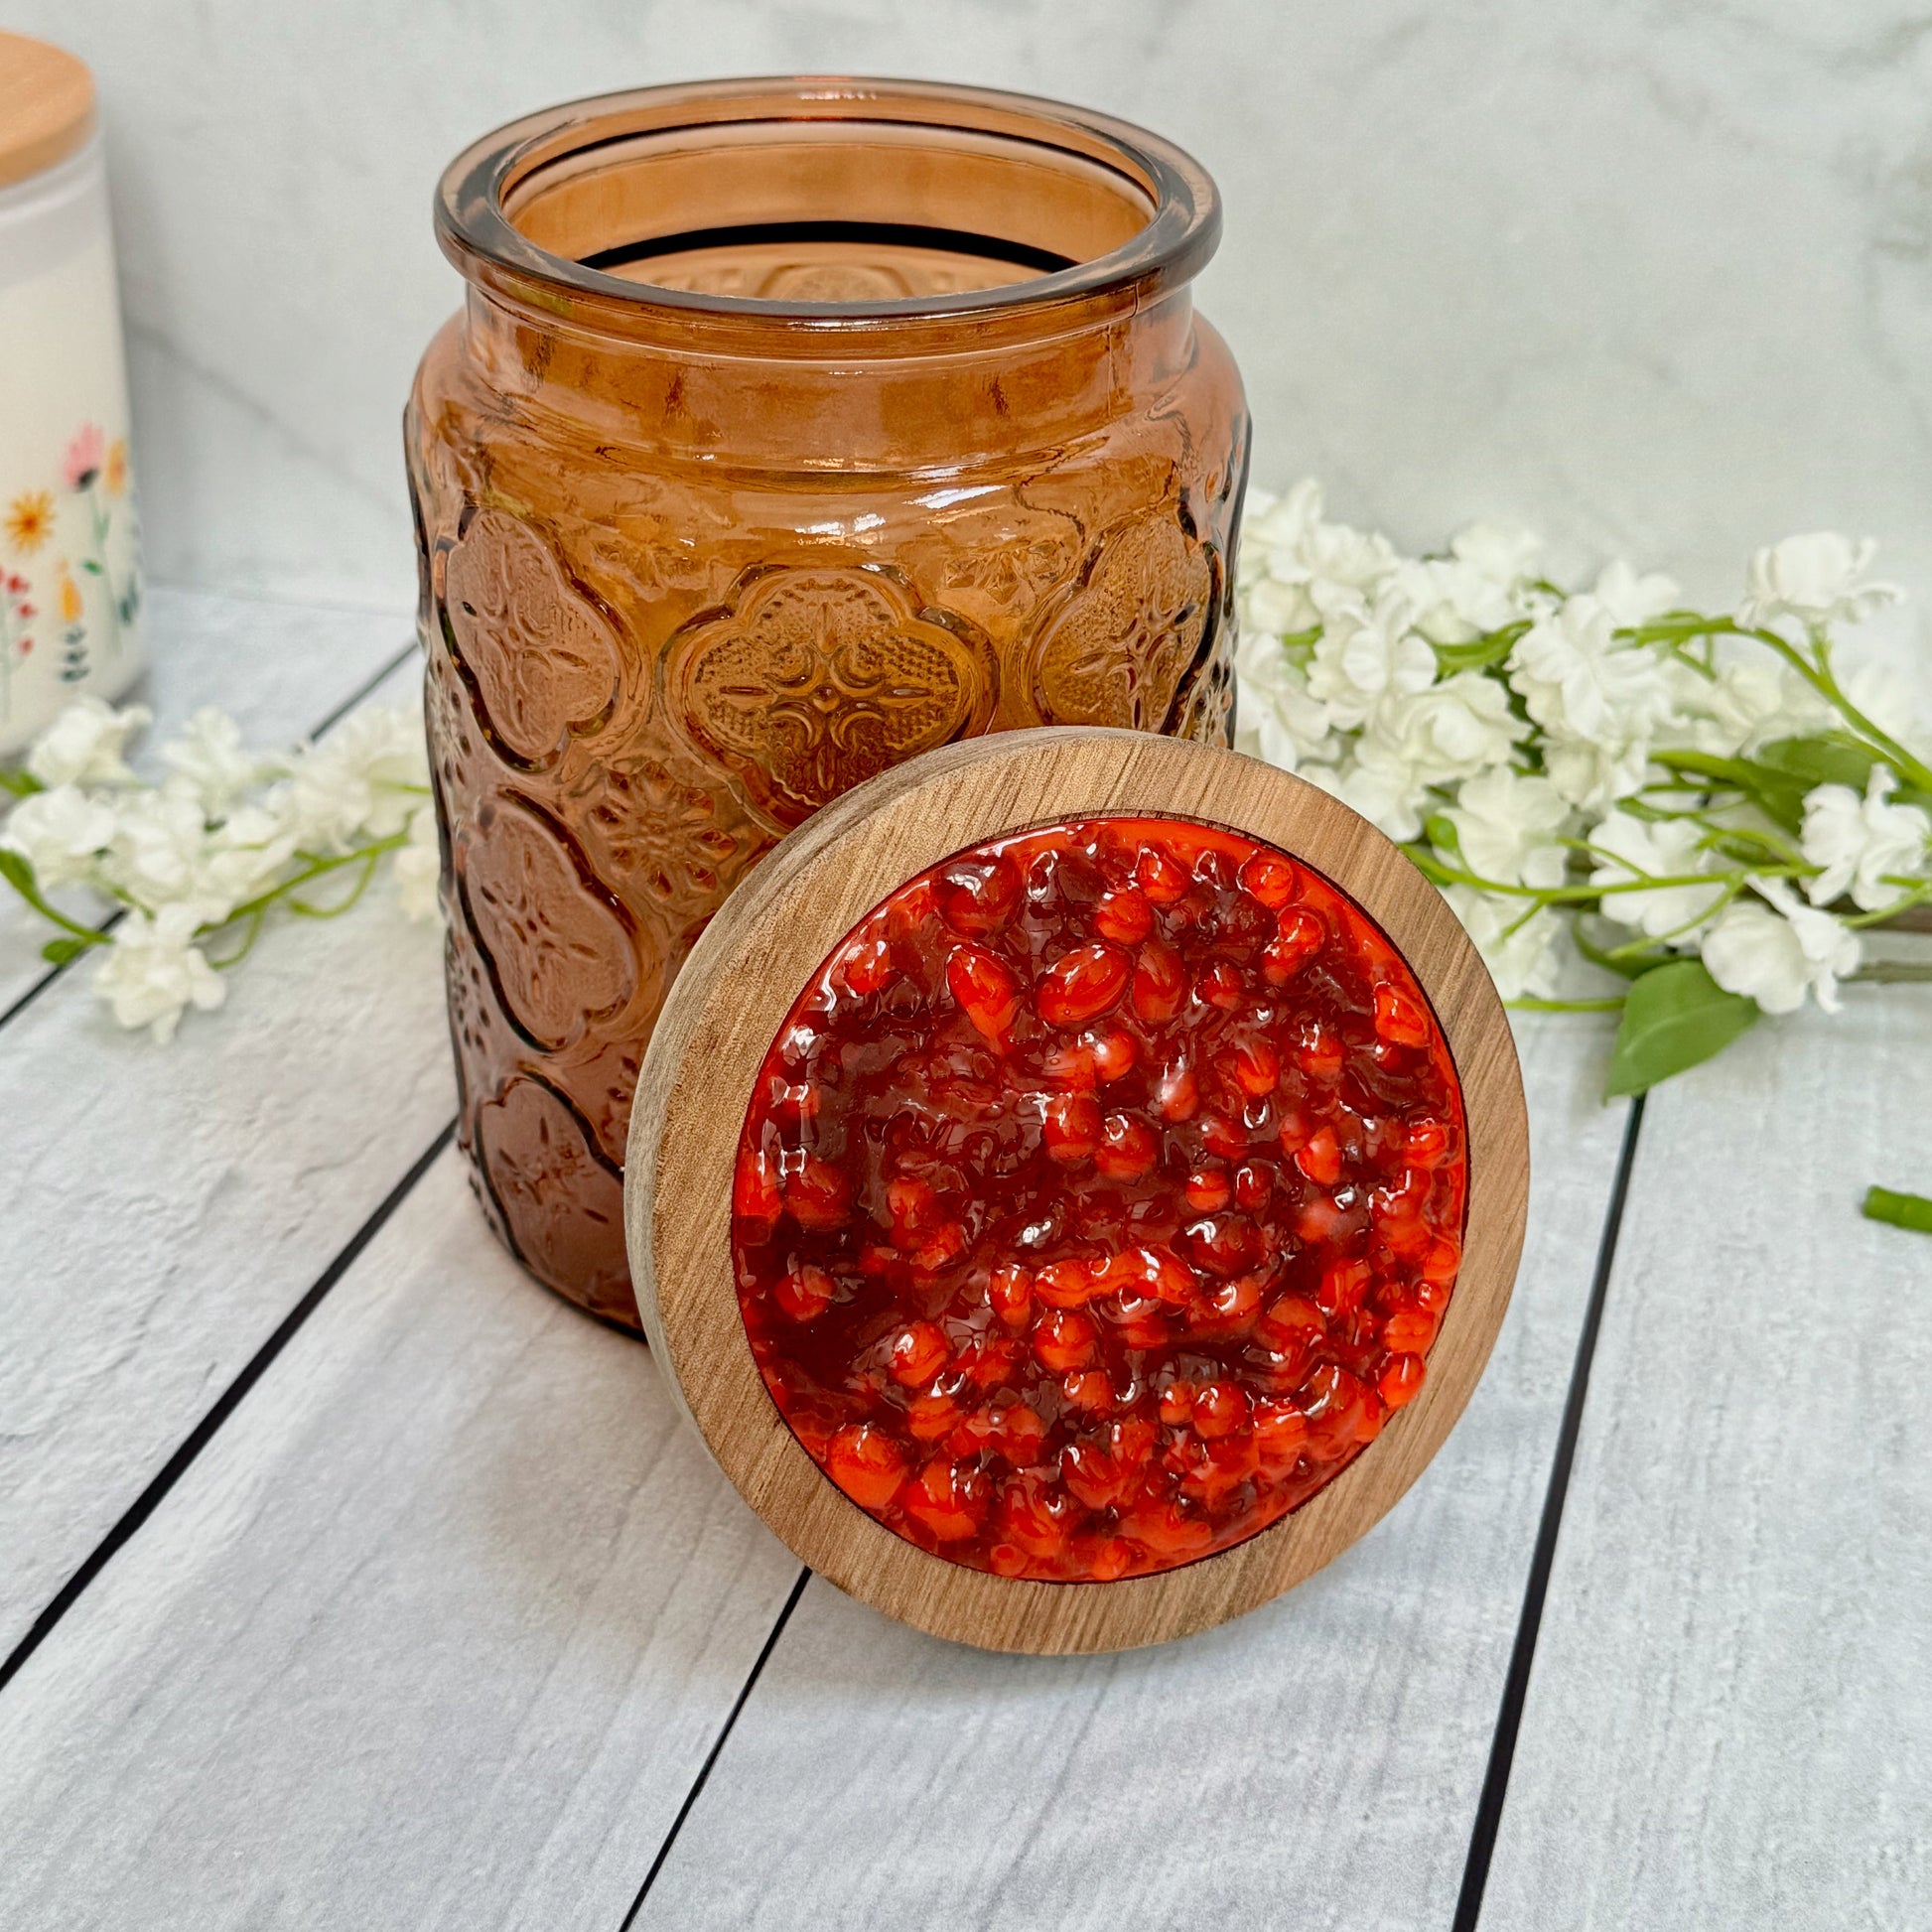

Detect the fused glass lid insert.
[{"left": 730, "top": 814, "right": 1466, "bottom": 1584}]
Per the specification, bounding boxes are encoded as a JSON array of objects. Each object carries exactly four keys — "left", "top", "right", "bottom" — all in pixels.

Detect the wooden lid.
[
  {"left": 0, "top": 34, "right": 96, "bottom": 192},
  {"left": 625, "top": 729, "right": 1529, "bottom": 1653}
]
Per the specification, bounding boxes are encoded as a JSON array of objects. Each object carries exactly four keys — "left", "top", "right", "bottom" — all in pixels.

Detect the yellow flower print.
[
  {"left": 105, "top": 438, "right": 128, "bottom": 496},
  {"left": 5, "top": 490, "right": 54, "bottom": 554},
  {"left": 59, "top": 571, "right": 83, "bottom": 624}
]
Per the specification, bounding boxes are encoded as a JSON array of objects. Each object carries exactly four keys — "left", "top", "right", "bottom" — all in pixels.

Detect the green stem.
[
  {"left": 1537, "top": 867, "right": 1768, "bottom": 904},
  {"left": 1574, "top": 922, "right": 1671, "bottom": 981},
  {"left": 1433, "top": 621, "right": 1531, "bottom": 675},
  {"left": 1590, "top": 878, "right": 1739, "bottom": 957},
  {"left": 1612, "top": 798, "right": 1808, "bottom": 870},
  {"left": 212, "top": 829, "right": 408, "bottom": 930},
  {"left": 1495, "top": 897, "right": 1548, "bottom": 942},
  {"left": 0, "top": 855, "right": 113, "bottom": 945},
  {"left": 1849, "top": 962, "right": 1932, "bottom": 984},
  {"left": 1843, "top": 884, "right": 1932, "bottom": 930},
  {"left": 1862, "top": 1185, "right": 1932, "bottom": 1234},
  {"left": 85, "top": 484, "right": 121, "bottom": 658},
  {"left": 202, "top": 906, "right": 266, "bottom": 970},
  {"left": 1658, "top": 636, "right": 1719, "bottom": 680},
  {"left": 1415, "top": 839, "right": 1788, "bottom": 911},
  {"left": 1758, "top": 626, "right": 1932, "bottom": 791},
  {"left": 1626, "top": 613, "right": 1932, "bottom": 792},
  {"left": 288, "top": 846, "right": 385, "bottom": 919},
  {"left": 1703, "top": 822, "right": 1808, "bottom": 868},
  {"left": 194, "top": 827, "right": 412, "bottom": 970}
]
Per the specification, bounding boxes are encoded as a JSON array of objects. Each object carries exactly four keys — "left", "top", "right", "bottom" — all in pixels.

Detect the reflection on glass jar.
[{"left": 408, "top": 78, "right": 1250, "bottom": 1327}]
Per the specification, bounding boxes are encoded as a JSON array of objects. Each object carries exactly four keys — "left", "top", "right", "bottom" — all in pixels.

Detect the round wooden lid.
[
  {"left": 625, "top": 728, "right": 1529, "bottom": 1653},
  {"left": 0, "top": 34, "right": 96, "bottom": 193}
]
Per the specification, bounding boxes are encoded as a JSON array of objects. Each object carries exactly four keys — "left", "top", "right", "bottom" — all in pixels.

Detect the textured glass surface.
[{"left": 407, "top": 79, "right": 1250, "bottom": 1327}]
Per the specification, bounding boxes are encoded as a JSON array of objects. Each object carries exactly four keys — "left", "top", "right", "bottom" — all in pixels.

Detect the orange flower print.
[
  {"left": 5, "top": 490, "right": 54, "bottom": 554},
  {"left": 105, "top": 438, "right": 129, "bottom": 495},
  {"left": 59, "top": 572, "right": 83, "bottom": 624}
]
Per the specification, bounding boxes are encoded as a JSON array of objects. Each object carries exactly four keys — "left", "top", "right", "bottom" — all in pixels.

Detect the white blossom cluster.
[
  {"left": 2, "top": 696, "right": 437, "bottom": 1041},
  {"left": 1235, "top": 483, "right": 1932, "bottom": 1017}
]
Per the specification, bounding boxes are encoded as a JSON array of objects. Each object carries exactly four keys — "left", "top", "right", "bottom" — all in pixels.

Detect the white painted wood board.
[
  {"left": 0, "top": 1151, "right": 802, "bottom": 1930},
  {"left": 0, "top": 651, "right": 452, "bottom": 1653},
  {"left": 629, "top": 1016, "right": 1631, "bottom": 1931},
  {"left": 1480, "top": 990, "right": 1932, "bottom": 1930}
]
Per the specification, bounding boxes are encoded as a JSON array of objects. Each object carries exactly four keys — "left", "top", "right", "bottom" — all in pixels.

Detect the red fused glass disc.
[{"left": 731, "top": 817, "right": 1467, "bottom": 1583}]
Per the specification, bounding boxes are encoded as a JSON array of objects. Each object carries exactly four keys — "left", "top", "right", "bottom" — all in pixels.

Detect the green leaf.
[
  {"left": 1424, "top": 811, "right": 1461, "bottom": 856},
  {"left": 0, "top": 849, "right": 112, "bottom": 947},
  {"left": 1863, "top": 1185, "right": 1932, "bottom": 1235},
  {"left": 41, "top": 936, "right": 86, "bottom": 965},
  {"left": 1648, "top": 749, "right": 1809, "bottom": 830},
  {"left": 0, "top": 765, "right": 44, "bottom": 798},
  {"left": 78, "top": 558, "right": 103, "bottom": 576},
  {"left": 1756, "top": 732, "right": 1875, "bottom": 792},
  {"left": 0, "top": 848, "right": 38, "bottom": 897},
  {"left": 1603, "top": 958, "right": 1760, "bottom": 1098},
  {"left": 1754, "top": 733, "right": 1932, "bottom": 819}
]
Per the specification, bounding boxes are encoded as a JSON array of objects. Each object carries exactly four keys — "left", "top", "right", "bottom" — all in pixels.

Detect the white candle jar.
[{"left": 0, "top": 33, "right": 144, "bottom": 759}]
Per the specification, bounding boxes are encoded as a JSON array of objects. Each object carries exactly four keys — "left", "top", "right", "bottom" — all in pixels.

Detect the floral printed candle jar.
[
  {"left": 0, "top": 34, "right": 143, "bottom": 759},
  {"left": 410, "top": 79, "right": 1248, "bottom": 1328}
]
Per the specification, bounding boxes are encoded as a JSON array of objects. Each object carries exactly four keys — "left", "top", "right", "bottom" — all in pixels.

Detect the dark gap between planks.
[
  {"left": 0, "top": 623, "right": 1653, "bottom": 1908},
  {"left": 0, "top": 1119, "right": 456, "bottom": 1696},
  {"left": 0, "top": 635, "right": 419, "bottom": 1036},
  {"left": 1451, "top": 1093, "right": 1648, "bottom": 1930},
  {"left": 620, "top": 1566, "right": 814, "bottom": 1930}
]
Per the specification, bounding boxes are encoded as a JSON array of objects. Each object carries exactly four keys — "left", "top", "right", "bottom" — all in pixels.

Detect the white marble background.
[{"left": 11, "top": 0, "right": 1932, "bottom": 637}]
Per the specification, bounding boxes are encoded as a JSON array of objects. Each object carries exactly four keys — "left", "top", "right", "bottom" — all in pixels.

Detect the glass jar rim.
[{"left": 435, "top": 75, "right": 1221, "bottom": 332}]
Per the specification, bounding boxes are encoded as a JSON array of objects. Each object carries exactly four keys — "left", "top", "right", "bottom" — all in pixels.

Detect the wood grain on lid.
[{"left": 0, "top": 34, "right": 96, "bottom": 192}]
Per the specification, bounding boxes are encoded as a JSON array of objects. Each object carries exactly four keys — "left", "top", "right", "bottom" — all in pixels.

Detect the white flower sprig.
[
  {"left": 6, "top": 498, "right": 1927, "bottom": 1095},
  {"left": 1236, "top": 483, "right": 1932, "bottom": 1093},
  {"left": 0, "top": 696, "right": 438, "bottom": 1041}
]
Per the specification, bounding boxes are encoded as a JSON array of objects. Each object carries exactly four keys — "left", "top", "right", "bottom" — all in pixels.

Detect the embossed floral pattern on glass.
[{"left": 409, "top": 79, "right": 1249, "bottom": 1326}]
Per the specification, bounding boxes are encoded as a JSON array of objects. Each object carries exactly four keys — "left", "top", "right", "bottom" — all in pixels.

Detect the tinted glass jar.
[{"left": 408, "top": 78, "right": 1249, "bottom": 1327}]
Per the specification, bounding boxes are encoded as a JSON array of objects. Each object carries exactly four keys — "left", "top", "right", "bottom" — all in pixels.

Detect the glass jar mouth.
[{"left": 435, "top": 75, "right": 1221, "bottom": 333}]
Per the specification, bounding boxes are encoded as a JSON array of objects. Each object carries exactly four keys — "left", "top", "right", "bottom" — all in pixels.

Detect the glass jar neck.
[
  {"left": 436, "top": 78, "right": 1220, "bottom": 470},
  {"left": 461, "top": 279, "right": 1201, "bottom": 471}
]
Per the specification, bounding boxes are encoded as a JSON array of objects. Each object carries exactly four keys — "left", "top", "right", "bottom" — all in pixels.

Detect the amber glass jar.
[{"left": 408, "top": 77, "right": 1249, "bottom": 1328}]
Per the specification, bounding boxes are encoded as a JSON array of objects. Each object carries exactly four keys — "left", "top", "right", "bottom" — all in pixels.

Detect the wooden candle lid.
[
  {"left": 625, "top": 728, "right": 1528, "bottom": 1653},
  {"left": 0, "top": 34, "right": 96, "bottom": 192}
]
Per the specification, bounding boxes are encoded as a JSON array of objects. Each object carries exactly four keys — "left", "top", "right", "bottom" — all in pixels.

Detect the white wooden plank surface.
[
  {"left": 0, "top": 588, "right": 412, "bottom": 1014},
  {"left": 0, "top": 650, "right": 450, "bottom": 1655},
  {"left": 629, "top": 1015, "right": 1631, "bottom": 1932},
  {"left": 10, "top": 587, "right": 1911, "bottom": 1922},
  {"left": 0, "top": 1151, "right": 802, "bottom": 1931},
  {"left": 1480, "top": 989, "right": 1932, "bottom": 1930}
]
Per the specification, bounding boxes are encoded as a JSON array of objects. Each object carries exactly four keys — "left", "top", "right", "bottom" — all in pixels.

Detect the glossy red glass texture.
[{"left": 732, "top": 817, "right": 1467, "bottom": 1582}]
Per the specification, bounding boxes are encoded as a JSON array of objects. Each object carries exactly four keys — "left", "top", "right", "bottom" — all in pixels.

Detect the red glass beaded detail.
[{"left": 731, "top": 817, "right": 1466, "bottom": 1582}]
